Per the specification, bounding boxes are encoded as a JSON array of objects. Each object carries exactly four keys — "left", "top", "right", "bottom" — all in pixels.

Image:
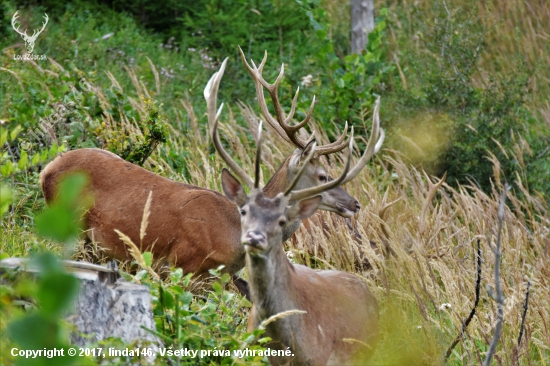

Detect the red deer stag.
[
  {"left": 222, "top": 130, "right": 379, "bottom": 365},
  {"left": 207, "top": 49, "right": 384, "bottom": 241}
]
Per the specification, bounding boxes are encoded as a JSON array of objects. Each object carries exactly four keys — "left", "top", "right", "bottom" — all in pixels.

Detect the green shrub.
[{"left": 383, "top": 0, "right": 550, "bottom": 198}]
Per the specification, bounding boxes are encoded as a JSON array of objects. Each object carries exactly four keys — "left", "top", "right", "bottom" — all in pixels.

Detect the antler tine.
[
  {"left": 288, "top": 127, "right": 354, "bottom": 202},
  {"left": 340, "top": 97, "right": 385, "bottom": 185},
  {"left": 283, "top": 142, "right": 317, "bottom": 196},
  {"left": 238, "top": 46, "right": 311, "bottom": 149},
  {"left": 11, "top": 11, "right": 27, "bottom": 37},
  {"left": 205, "top": 58, "right": 255, "bottom": 188},
  {"left": 32, "top": 13, "right": 49, "bottom": 38},
  {"left": 254, "top": 121, "right": 263, "bottom": 189},
  {"left": 314, "top": 121, "right": 349, "bottom": 156}
]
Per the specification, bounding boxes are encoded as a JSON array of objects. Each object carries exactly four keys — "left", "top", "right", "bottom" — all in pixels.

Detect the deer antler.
[
  {"left": 340, "top": 97, "right": 385, "bottom": 185},
  {"left": 287, "top": 128, "right": 354, "bottom": 202},
  {"left": 29, "top": 13, "right": 49, "bottom": 41},
  {"left": 11, "top": 11, "right": 49, "bottom": 53},
  {"left": 238, "top": 47, "right": 350, "bottom": 157},
  {"left": 11, "top": 11, "right": 27, "bottom": 38},
  {"left": 204, "top": 58, "right": 255, "bottom": 188}
]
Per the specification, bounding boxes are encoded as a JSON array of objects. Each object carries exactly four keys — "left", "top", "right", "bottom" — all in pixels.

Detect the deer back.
[{"left": 40, "top": 148, "right": 245, "bottom": 275}]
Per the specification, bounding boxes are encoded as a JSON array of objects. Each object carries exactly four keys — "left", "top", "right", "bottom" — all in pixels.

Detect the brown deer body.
[
  {"left": 222, "top": 135, "right": 379, "bottom": 365},
  {"left": 40, "top": 148, "right": 245, "bottom": 275}
]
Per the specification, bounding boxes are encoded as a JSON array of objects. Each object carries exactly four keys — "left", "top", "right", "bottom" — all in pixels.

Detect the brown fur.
[
  {"left": 247, "top": 258, "right": 379, "bottom": 365},
  {"left": 40, "top": 148, "right": 244, "bottom": 275}
]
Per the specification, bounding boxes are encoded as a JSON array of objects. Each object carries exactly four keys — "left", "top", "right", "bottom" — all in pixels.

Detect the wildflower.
[{"left": 301, "top": 74, "right": 313, "bottom": 88}]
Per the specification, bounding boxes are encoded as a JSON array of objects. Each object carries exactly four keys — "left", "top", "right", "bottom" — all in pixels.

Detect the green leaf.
[
  {"left": 35, "top": 205, "right": 80, "bottom": 242},
  {"left": 8, "top": 313, "right": 59, "bottom": 349},
  {"left": 0, "top": 129, "right": 8, "bottom": 146},
  {"left": 181, "top": 291, "right": 193, "bottom": 305},
  {"left": 142, "top": 252, "right": 153, "bottom": 267},
  {"left": 10, "top": 125, "right": 23, "bottom": 141},
  {"left": 170, "top": 268, "right": 183, "bottom": 284},
  {"left": 182, "top": 273, "right": 193, "bottom": 287},
  {"left": 36, "top": 272, "right": 79, "bottom": 317},
  {"left": 18, "top": 150, "right": 28, "bottom": 170},
  {"left": 212, "top": 281, "right": 223, "bottom": 294},
  {"left": 0, "top": 184, "right": 12, "bottom": 216}
]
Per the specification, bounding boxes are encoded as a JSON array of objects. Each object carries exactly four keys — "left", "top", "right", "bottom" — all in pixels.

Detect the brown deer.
[
  {"left": 211, "top": 49, "right": 385, "bottom": 268},
  {"left": 208, "top": 49, "right": 384, "bottom": 238},
  {"left": 40, "top": 148, "right": 246, "bottom": 276},
  {"left": 222, "top": 131, "right": 379, "bottom": 365}
]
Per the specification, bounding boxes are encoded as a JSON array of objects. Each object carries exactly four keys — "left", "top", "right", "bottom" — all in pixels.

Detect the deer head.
[
  {"left": 205, "top": 52, "right": 384, "bottom": 221},
  {"left": 11, "top": 11, "right": 49, "bottom": 54},
  {"left": 222, "top": 124, "right": 354, "bottom": 253}
]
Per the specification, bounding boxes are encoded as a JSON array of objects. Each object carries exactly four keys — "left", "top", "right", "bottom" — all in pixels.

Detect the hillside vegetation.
[{"left": 1, "top": 0, "right": 549, "bottom": 364}]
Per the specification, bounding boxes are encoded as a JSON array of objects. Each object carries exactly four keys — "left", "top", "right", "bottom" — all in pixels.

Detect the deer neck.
[{"left": 246, "top": 239, "right": 298, "bottom": 317}]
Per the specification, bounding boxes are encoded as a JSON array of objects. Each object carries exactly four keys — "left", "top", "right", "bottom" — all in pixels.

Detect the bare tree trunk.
[{"left": 351, "top": 0, "right": 375, "bottom": 54}]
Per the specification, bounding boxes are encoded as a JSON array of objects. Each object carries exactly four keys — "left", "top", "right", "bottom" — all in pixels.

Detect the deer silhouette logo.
[{"left": 11, "top": 11, "right": 49, "bottom": 54}]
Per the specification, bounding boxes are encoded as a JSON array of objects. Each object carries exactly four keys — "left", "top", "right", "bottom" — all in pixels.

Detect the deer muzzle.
[{"left": 243, "top": 231, "right": 266, "bottom": 252}]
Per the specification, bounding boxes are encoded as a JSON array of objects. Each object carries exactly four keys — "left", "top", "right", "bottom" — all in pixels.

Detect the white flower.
[
  {"left": 439, "top": 303, "right": 452, "bottom": 310},
  {"left": 300, "top": 74, "right": 313, "bottom": 88}
]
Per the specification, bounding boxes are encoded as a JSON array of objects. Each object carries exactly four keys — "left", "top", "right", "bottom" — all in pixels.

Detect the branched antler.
[{"left": 238, "top": 46, "right": 353, "bottom": 157}]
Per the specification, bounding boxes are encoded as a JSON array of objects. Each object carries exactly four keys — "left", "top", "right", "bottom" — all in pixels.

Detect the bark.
[{"left": 351, "top": 0, "right": 375, "bottom": 54}]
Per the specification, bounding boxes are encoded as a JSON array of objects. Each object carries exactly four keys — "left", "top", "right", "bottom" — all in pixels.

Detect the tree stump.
[{"left": 0, "top": 258, "right": 160, "bottom": 352}]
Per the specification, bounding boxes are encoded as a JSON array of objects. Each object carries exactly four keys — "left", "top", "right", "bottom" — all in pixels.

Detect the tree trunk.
[{"left": 351, "top": 0, "right": 375, "bottom": 54}]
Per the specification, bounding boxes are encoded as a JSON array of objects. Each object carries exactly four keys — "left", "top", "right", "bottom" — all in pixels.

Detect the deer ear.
[
  {"left": 287, "top": 195, "right": 322, "bottom": 222},
  {"left": 299, "top": 139, "right": 316, "bottom": 162},
  {"left": 222, "top": 168, "right": 248, "bottom": 206}
]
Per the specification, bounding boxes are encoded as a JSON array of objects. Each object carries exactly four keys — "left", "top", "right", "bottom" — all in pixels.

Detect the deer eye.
[
  {"left": 319, "top": 174, "right": 327, "bottom": 182},
  {"left": 240, "top": 209, "right": 246, "bottom": 216},
  {"left": 278, "top": 219, "right": 286, "bottom": 227}
]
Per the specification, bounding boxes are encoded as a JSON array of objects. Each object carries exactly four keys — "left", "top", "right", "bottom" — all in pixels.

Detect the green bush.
[{"left": 383, "top": 0, "right": 550, "bottom": 198}]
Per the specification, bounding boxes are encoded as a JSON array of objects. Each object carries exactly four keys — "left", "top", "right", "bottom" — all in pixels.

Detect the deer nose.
[
  {"left": 355, "top": 200, "right": 361, "bottom": 211},
  {"left": 244, "top": 231, "right": 265, "bottom": 247}
]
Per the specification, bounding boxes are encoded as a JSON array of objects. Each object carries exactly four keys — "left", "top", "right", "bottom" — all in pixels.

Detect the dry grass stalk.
[
  {"left": 259, "top": 310, "right": 307, "bottom": 329},
  {"left": 146, "top": 56, "right": 161, "bottom": 95},
  {"left": 114, "top": 229, "right": 160, "bottom": 281},
  {"left": 140, "top": 190, "right": 153, "bottom": 243}
]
